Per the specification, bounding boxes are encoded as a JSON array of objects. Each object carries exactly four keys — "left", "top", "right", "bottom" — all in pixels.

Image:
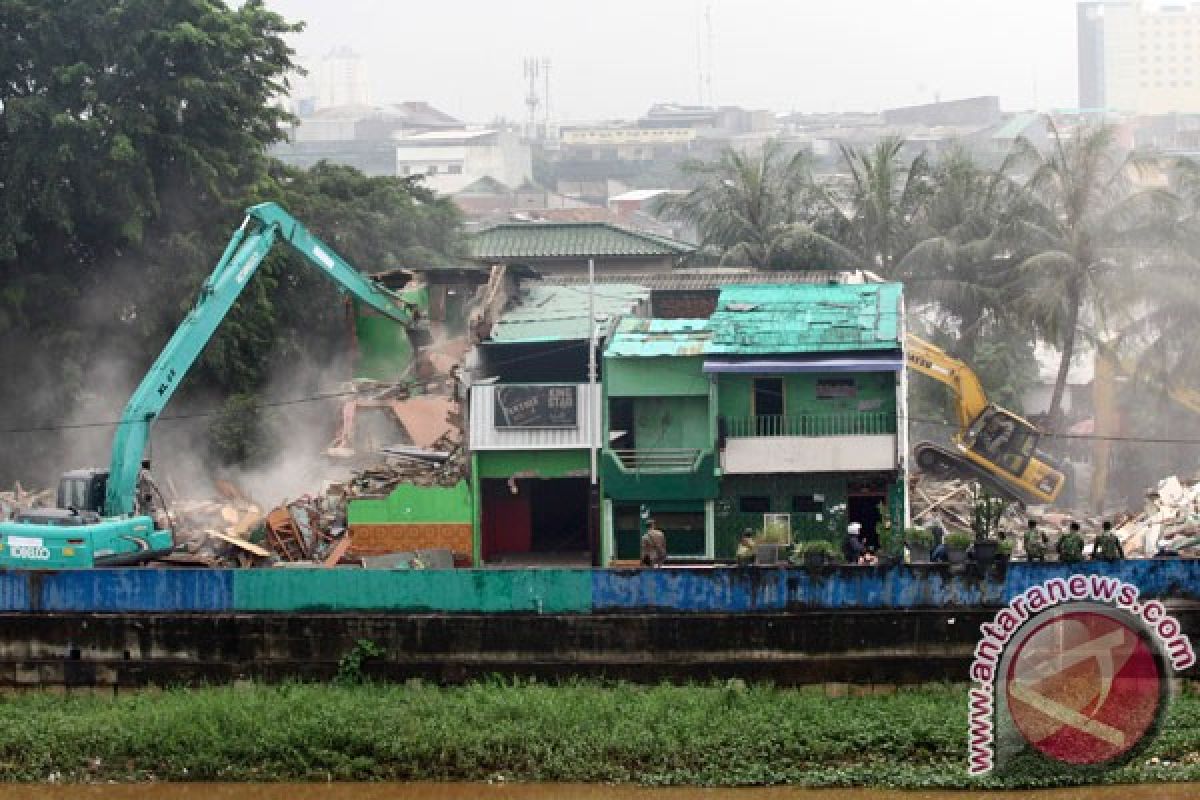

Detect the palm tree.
[
  {"left": 1009, "top": 119, "right": 1179, "bottom": 426},
  {"left": 654, "top": 139, "right": 816, "bottom": 269}
]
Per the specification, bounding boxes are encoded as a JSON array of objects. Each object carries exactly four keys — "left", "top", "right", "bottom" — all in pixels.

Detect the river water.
[{"left": 5, "top": 784, "right": 1197, "bottom": 800}]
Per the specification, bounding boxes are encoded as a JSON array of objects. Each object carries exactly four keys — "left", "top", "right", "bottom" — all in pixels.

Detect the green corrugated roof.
[
  {"left": 605, "top": 318, "right": 712, "bottom": 357},
  {"left": 489, "top": 283, "right": 649, "bottom": 343},
  {"left": 469, "top": 222, "right": 695, "bottom": 259},
  {"left": 707, "top": 283, "right": 903, "bottom": 355}
]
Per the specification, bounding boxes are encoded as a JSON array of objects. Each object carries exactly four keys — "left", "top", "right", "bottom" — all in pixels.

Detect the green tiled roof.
[
  {"left": 606, "top": 318, "right": 712, "bottom": 357},
  {"left": 489, "top": 283, "right": 650, "bottom": 343},
  {"left": 707, "top": 283, "right": 903, "bottom": 355},
  {"left": 469, "top": 222, "right": 695, "bottom": 260}
]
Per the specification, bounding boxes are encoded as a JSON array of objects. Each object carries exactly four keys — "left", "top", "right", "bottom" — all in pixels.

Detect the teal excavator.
[{"left": 0, "top": 203, "right": 417, "bottom": 568}]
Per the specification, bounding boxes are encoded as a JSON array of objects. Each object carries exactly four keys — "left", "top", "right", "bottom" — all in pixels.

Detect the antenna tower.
[{"left": 523, "top": 57, "right": 541, "bottom": 139}]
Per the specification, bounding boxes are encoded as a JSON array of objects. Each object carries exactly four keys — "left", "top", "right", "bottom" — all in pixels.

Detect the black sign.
[{"left": 493, "top": 385, "right": 578, "bottom": 428}]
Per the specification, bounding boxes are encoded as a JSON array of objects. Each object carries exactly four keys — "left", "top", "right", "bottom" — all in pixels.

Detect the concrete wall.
[{"left": 722, "top": 434, "right": 897, "bottom": 473}]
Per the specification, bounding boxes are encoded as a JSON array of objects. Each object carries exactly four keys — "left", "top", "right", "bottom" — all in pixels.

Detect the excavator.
[
  {"left": 906, "top": 334, "right": 1064, "bottom": 506},
  {"left": 0, "top": 203, "right": 418, "bottom": 568}
]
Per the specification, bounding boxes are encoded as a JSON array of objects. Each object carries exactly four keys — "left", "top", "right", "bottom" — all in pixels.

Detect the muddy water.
[{"left": 4, "top": 784, "right": 1198, "bottom": 800}]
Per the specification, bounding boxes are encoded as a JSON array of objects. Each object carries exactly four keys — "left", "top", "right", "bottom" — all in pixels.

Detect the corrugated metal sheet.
[
  {"left": 470, "top": 383, "right": 602, "bottom": 450},
  {"left": 470, "top": 222, "right": 695, "bottom": 259},
  {"left": 606, "top": 318, "right": 712, "bottom": 357},
  {"left": 544, "top": 269, "right": 866, "bottom": 290},
  {"left": 708, "top": 283, "right": 903, "bottom": 355},
  {"left": 37, "top": 570, "right": 234, "bottom": 612},
  {"left": 489, "top": 283, "right": 649, "bottom": 342}
]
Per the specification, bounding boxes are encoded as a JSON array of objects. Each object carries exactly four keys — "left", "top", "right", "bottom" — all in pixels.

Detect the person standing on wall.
[{"left": 640, "top": 517, "right": 668, "bottom": 567}]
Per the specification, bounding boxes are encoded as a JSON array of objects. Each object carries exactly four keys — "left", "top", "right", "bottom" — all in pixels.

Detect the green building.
[{"left": 599, "top": 282, "right": 908, "bottom": 563}]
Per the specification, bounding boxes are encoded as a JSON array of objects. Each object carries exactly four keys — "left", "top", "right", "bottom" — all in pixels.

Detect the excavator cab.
[
  {"left": 57, "top": 469, "right": 108, "bottom": 513},
  {"left": 958, "top": 406, "right": 1064, "bottom": 505}
]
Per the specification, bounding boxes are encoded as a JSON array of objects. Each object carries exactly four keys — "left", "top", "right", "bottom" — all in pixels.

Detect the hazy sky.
[{"left": 264, "top": 0, "right": 1082, "bottom": 122}]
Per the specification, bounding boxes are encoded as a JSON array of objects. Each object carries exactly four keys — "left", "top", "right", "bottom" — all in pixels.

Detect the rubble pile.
[
  {"left": 1107, "top": 475, "right": 1200, "bottom": 558},
  {"left": 164, "top": 479, "right": 267, "bottom": 567},
  {"left": 908, "top": 476, "right": 1025, "bottom": 535},
  {"left": 0, "top": 483, "right": 54, "bottom": 521}
]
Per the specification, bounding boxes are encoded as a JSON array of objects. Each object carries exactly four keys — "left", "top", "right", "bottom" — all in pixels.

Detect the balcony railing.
[
  {"left": 724, "top": 412, "right": 896, "bottom": 438},
  {"left": 610, "top": 448, "right": 703, "bottom": 472}
]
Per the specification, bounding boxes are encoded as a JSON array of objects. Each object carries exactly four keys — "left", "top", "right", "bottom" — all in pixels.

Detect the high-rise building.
[
  {"left": 1078, "top": 1, "right": 1200, "bottom": 114},
  {"left": 315, "top": 46, "right": 371, "bottom": 110}
]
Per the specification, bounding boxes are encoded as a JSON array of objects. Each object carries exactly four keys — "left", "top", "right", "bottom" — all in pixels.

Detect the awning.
[{"left": 703, "top": 354, "right": 904, "bottom": 374}]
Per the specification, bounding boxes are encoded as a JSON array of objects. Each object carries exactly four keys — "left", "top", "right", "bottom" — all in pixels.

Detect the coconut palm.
[
  {"left": 1008, "top": 119, "right": 1179, "bottom": 426},
  {"left": 654, "top": 139, "right": 817, "bottom": 269}
]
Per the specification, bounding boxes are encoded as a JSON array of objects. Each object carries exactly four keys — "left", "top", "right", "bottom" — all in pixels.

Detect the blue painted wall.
[{"left": 0, "top": 560, "right": 1196, "bottom": 613}]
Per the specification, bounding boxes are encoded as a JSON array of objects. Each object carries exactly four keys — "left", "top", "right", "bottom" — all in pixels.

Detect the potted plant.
[
  {"left": 876, "top": 502, "right": 903, "bottom": 565},
  {"left": 795, "top": 539, "right": 841, "bottom": 568},
  {"left": 970, "top": 485, "right": 1009, "bottom": 568},
  {"left": 755, "top": 519, "right": 791, "bottom": 565},
  {"left": 996, "top": 538, "right": 1014, "bottom": 566},
  {"left": 904, "top": 527, "right": 934, "bottom": 563},
  {"left": 944, "top": 532, "right": 973, "bottom": 565}
]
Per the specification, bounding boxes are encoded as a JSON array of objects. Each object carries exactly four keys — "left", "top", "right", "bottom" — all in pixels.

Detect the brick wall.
[{"left": 349, "top": 523, "right": 473, "bottom": 559}]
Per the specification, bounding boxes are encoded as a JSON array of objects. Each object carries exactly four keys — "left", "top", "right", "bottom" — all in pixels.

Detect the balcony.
[
  {"left": 601, "top": 448, "right": 718, "bottom": 501},
  {"left": 610, "top": 448, "right": 703, "bottom": 472},
  {"left": 723, "top": 412, "right": 896, "bottom": 438},
  {"left": 721, "top": 412, "right": 898, "bottom": 474}
]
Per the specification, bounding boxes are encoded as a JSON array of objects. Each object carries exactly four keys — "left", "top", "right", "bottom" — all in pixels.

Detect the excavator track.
[{"left": 912, "top": 441, "right": 1030, "bottom": 507}]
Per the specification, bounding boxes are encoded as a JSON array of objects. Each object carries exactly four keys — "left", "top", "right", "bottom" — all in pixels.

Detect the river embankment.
[{"left": 1, "top": 682, "right": 1197, "bottom": 789}]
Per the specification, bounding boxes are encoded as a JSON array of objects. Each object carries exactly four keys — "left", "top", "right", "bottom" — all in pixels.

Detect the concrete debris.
[
  {"left": 1106, "top": 475, "right": 1200, "bottom": 558},
  {"left": 0, "top": 483, "right": 55, "bottom": 521}
]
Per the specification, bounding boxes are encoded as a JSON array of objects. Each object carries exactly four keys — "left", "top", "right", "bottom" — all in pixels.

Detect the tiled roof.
[
  {"left": 469, "top": 222, "right": 695, "bottom": 260},
  {"left": 707, "top": 283, "right": 903, "bottom": 355},
  {"left": 488, "top": 282, "right": 650, "bottom": 343},
  {"left": 605, "top": 318, "right": 712, "bottom": 358}
]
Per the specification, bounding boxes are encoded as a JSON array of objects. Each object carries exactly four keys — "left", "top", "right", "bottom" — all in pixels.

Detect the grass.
[{"left": 0, "top": 681, "right": 1196, "bottom": 787}]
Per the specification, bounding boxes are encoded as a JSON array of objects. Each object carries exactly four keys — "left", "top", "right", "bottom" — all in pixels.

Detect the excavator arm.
[
  {"left": 904, "top": 334, "right": 990, "bottom": 428},
  {"left": 104, "top": 202, "right": 416, "bottom": 516}
]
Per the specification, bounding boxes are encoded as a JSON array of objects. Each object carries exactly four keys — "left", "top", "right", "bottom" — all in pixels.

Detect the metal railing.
[
  {"left": 724, "top": 412, "right": 896, "bottom": 438},
  {"left": 610, "top": 448, "right": 702, "bottom": 472}
]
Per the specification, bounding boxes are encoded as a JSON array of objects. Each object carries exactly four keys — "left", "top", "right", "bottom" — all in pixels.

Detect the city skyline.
[{"left": 266, "top": 0, "right": 1084, "bottom": 123}]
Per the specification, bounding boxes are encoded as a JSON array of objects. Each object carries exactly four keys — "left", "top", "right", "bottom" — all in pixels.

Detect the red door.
[{"left": 482, "top": 480, "right": 531, "bottom": 560}]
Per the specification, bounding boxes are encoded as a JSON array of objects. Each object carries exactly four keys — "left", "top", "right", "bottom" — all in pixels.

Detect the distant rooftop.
[{"left": 469, "top": 222, "right": 695, "bottom": 260}]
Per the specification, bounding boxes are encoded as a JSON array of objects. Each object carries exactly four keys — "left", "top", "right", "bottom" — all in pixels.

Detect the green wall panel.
[
  {"left": 632, "top": 396, "right": 709, "bottom": 449},
  {"left": 601, "top": 451, "right": 718, "bottom": 500},
  {"left": 476, "top": 449, "right": 590, "bottom": 479},
  {"left": 348, "top": 481, "right": 472, "bottom": 525},
  {"left": 606, "top": 356, "right": 709, "bottom": 397},
  {"left": 715, "top": 474, "right": 850, "bottom": 557},
  {"left": 717, "top": 371, "right": 896, "bottom": 418},
  {"left": 233, "top": 568, "right": 592, "bottom": 612}
]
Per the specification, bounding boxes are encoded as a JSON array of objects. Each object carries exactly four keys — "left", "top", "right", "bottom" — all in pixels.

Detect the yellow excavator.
[{"left": 906, "top": 334, "right": 1065, "bottom": 506}]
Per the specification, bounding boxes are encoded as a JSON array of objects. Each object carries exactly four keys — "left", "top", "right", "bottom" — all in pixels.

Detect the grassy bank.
[{"left": 0, "top": 682, "right": 1197, "bottom": 788}]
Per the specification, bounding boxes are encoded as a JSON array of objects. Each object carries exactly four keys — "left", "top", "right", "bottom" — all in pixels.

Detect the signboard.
[{"left": 493, "top": 385, "right": 578, "bottom": 429}]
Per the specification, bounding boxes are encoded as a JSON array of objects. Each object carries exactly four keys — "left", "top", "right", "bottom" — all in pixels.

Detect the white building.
[
  {"left": 315, "top": 46, "right": 370, "bottom": 110},
  {"left": 393, "top": 130, "right": 532, "bottom": 195},
  {"left": 1079, "top": 1, "right": 1200, "bottom": 114}
]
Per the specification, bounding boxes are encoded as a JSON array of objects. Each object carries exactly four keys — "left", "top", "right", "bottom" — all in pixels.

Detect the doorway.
[
  {"left": 753, "top": 377, "right": 784, "bottom": 435},
  {"left": 482, "top": 477, "right": 590, "bottom": 565},
  {"left": 846, "top": 493, "right": 886, "bottom": 550}
]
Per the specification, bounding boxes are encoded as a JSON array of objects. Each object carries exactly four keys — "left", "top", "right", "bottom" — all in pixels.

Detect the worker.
[
  {"left": 1056, "top": 521, "right": 1085, "bottom": 562},
  {"left": 1093, "top": 520, "right": 1125, "bottom": 561},
  {"left": 735, "top": 528, "right": 756, "bottom": 566},
  {"left": 843, "top": 521, "right": 865, "bottom": 564},
  {"left": 928, "top": 512, "right": 948, "bottom": 562},
  {"left": 1024, "top": 518, "right": 1048, "bottom": 562},
  {"left": 640, "top": 517, "right": 668, "bottom": 567}
]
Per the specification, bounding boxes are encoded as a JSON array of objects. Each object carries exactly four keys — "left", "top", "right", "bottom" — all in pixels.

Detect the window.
[
  {"left": 426, "top": 165, "right": 438, "bottom": 175},
  {"left": 816, "top": 378, "right": 857, "bottom": 399},
  {"left": 739, "top": 496, "right": 771, "bottom": 513},
  {"left": 448, "top": 164, "right": 463, "bottom": 174},
  {"left": 792, "top": 495, "right": 823, "bottom": 513}
]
